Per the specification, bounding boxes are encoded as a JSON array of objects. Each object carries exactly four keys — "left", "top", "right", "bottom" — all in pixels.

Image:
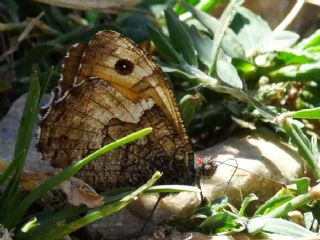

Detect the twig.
[
  {"left": 305, "top": 0, "right": 320, "bottom": 6},
  {"left": 273, "top": 0, "right": 305, "bottom": 33}
]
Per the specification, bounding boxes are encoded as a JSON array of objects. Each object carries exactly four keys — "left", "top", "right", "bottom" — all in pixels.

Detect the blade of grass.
[
  {"left": 0, "top": 65, "right": 41, "bottom": 185},
  {"left": 146, "top": 184, "right": 200, "bottom": 193},
  {"left": 208, "top": 0, "right": 244, "bottom": 77},
  {"left": 289, "top": 107, "right": 320, "bottom": 120},
  {"left": 37, "top": 172, "right": 162, "bottom": 240},
  {"left": 0, "top": 65, "right": 41, "bottom": 224},
  {"left": 9, "top": 128, "right": 153, "bottom": 227},
  {"left": 182, "top": 2, "right": 245, "bottom": 59},
  {"left": 265, "top": 185, "right": 319, "bottom": 218},
  {"left": 16, "top": 205, "right": 86, "bottom": 239},
  {"left": 281, "top": 118, "right": 320, "bottom": 179},
  {"left": 20, "top": 182, "right": 196, "bottom": 239}
]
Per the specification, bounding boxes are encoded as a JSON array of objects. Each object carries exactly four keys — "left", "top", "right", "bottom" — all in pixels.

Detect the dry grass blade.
[
  {"left": 33, "top": 0, "right": 141, "bottom": 12},
  {"left": 0, "top": 12, "right": 44, "bottom": 61}
]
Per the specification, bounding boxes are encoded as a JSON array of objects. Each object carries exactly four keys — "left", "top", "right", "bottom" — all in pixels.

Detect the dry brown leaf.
[
  {"left": 60, "top": 177, "right": 104, "bottom": 208},
  {"left": 33, "top": 0, "right": 141, "bottom": 12},
  {"left": 0, "top": 225, "right": 12, "bottom": 240}
]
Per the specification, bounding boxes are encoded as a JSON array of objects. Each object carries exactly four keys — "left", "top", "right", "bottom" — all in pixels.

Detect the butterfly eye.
[{"left": 114, "top": 59, "right": 134, "bottom": 75}]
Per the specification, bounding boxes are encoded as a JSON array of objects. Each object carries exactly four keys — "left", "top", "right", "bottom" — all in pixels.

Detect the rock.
[
  {"left": 0, "top": 94, "right": 53, "bottom": 172},
  {"left": 88, "top": 128, "right": 307, "bottom": 239},
  {"left": 129, "top": 128, "right": 307, "bottom": 224},
  {"left": 0, "top": 94, "right": 308, "bottom": 239}
]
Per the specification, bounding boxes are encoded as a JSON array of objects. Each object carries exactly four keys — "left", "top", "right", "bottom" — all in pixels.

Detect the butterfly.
[{"left": 37, "top": 30, "right": 195, "bottom": 191}]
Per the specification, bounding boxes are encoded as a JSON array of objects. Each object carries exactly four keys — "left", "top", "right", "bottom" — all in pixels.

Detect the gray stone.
[{"left": 0, "top": 94, "right": 53, "bottom": 172}]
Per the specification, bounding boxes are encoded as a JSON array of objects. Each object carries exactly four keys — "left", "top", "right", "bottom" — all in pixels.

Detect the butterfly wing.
[{"left": 38, "top": 31, "right": 194, "bottom": 190}]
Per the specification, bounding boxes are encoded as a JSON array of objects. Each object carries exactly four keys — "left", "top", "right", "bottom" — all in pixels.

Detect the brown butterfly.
[{"left": 37, "top": 30, "right": 195, "bottom": 191}]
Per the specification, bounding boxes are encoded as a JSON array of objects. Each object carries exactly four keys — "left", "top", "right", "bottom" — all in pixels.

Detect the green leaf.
[
  {"left": 232, "top": 58, "right": 256, "bottom": 78},
  {"left": 189, "top": 25, "right": 212, "bottom": 68},
  {"left": 275, "top": 49, "right": 316, "bottom": 65},
  {"left": 3, "top": 0, "right": 19, "bottom": 22},
  {"left": 164, "top": 8, "right": 198, "bottom": 66},
  {"left": 289, "top": 107, "right": 320, "bottom": 120},
  {"left": 238, "top": 193, "right": 258, "bottom": 217},
  {"left": 179, "top": 93, "right": 204, "bottom": 127},
  {"left": 117, "top": 13, "right": 153, "bottom": 42},
  {"left": 21, "top": 217, "right": 38, "bottom": 233},
  {"left": 296, "top": 29, "right": 320, "bottom": 52},
  {"left": 259, "top": 31, "right": 300, "bottom": 52},
  {"left": 254, "top": 195, "right": 294, "bottom": 216},
  {"left": 269, "top": 62, "right": 320, "bottom": 82},
  {"left": 161, "top": 63, "right": 214, "bottom": 83},
  {"left": 292, "top": 178, "right": 310, "bottom": 194},
  {"left": 85, "top": 11, "right": 102, "bottom": 24},
  {"left": 231, "top": 7, "right": 271, "bottom": 55},
  {"left": 199, "top": 212, "right": 245, "bottom": 234},
  {"left": 217, "top": 50, "right": 243, "bottom": 89},
  {"left": 209, "top": 0, "right": 245, "bottom": 76},
  {"left": 282, "top": 119, "right": 320, "bottom": 179},
  {"left": 182, "top": 2, "right": 245, "bottom": 59},
  {"left": 148, "top": 25, "right": 183, "bottom": 64},
  {"left": 247, "top": 217, "right": 316, "bottom": 237},
  {"left": 195, "top": 0, "right": 222, "bottom": 12}
]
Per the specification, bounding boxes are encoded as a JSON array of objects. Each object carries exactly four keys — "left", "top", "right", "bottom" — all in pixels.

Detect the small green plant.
[
  {"left": 148, "top": 0, "right": 320, "bottom": 179},
  {"left": 180, "top": 178, "right": 320, "bottom": 238},
  {"left": 145, "top": 0, "right": 320, "bottom": 237}
]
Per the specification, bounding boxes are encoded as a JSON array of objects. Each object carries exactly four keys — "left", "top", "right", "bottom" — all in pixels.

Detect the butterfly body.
[{"left": 37, "top": 31, "right": 194, "bottom": 191}]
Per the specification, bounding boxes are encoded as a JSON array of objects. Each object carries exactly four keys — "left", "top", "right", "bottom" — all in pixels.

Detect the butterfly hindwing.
[{"left": 38, "top": 31, "right": 194, "bottom": 190}]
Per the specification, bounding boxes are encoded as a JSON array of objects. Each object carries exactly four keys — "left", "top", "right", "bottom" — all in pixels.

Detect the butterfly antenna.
[
  {"left": 196, "top": 173, "right": 204, "bottom": 202},
  {"left": 138, "top": 194, "right": 163, "bottom": 236},
  {"left": 217, "top": 158, "right": 239, "bottom": 195},
  {"left": 211, "top": 158, "right": 286, "bottom": 187}
]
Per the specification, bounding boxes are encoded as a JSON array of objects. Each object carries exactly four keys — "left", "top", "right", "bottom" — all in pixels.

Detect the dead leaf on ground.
[{"left": 61, "top": 177, "right": 104, "bottom": 208}]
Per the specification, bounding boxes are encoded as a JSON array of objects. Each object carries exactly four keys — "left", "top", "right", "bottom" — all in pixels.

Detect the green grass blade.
[
  {"left": 0, "top": 65, "right": 41, "bottom": 185},
  {"left": 0, "top": 65, "right": 41, "bottom": 225},
  {"left": 145, "top": 184, "right": 200, "bottom": 193},
  {"left": 195, "top": 0, "right": 222, "bottom": 12},
  {"left": 38, "top": 171, "right": 162, "bottom": 240},
  {"left": 282, "top": 119, "right": 320, "bottom": 179},
  {"left": 16, "top": 206, "right": 87, "bottom": 239},
  {"left": 182, "top": 2, "right": 245, "bottom": 59},
  {"left": 289, "top": 107, "right": 320, "bottom": 120},
  {"left": 9, "top": 128, "right": 152, "bottom": 227},
  {"left": 208, "top": 0, "right": 244, "bottom": 77},
  {"left": 247, "top": 217, "right": 316, "bottom": 237}
]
